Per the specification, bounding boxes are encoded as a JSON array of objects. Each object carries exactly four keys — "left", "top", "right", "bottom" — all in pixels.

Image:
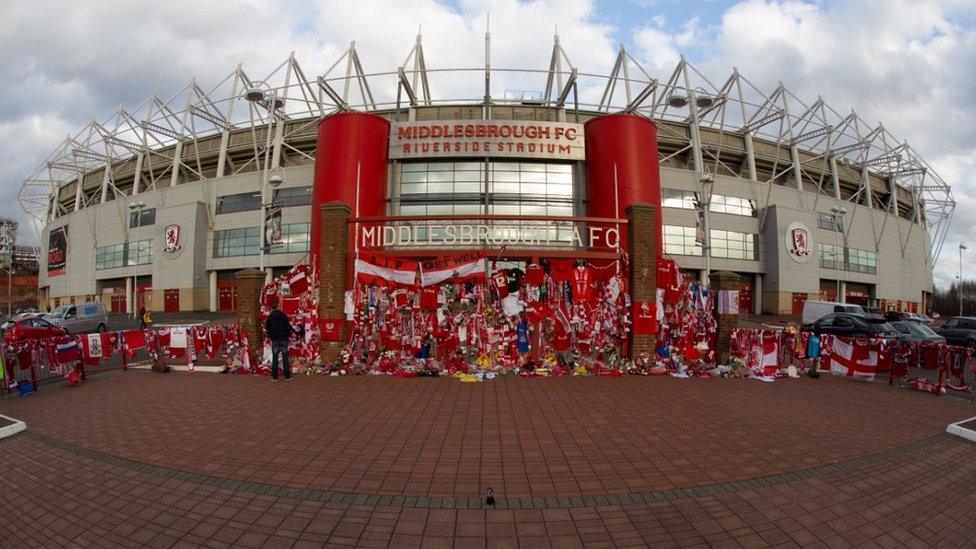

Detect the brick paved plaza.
[{"left": 1, "top": 372, "right": 976, "bottom": 548}]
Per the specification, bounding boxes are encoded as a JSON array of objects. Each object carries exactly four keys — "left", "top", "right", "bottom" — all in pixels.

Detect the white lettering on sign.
[
  {"left": 359, "top": 224, "right": 620, "bottom": 249},
  {"left": 389, "top": 121, "right": 585, "bottom": 161}
]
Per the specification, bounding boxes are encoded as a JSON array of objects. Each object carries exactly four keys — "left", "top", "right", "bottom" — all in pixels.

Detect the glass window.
[
  {"left": 127, "top": 239, "right": 153, "bottom": 266},
  {"left": 819, "top": 243, "right": 876, "bottom": 274},
  {"left": 269, "top": 223, "right": 310, "bottom": 254},
  {"left": 128, "top": 208, "right": 156, "bottom": 228},
  {"left": 394, "top": 161, "right": 578, "bottom": 246},
  {"left": 215, "top": 191, "right": 262, "bottom": 214},
  {"left": 661, "top": 189, "right": 697, "bottom": 209},
  {"left": 273, "top": 186, "right": 312, "bottom": 207},
  {"left": 818, "top": 212, "right": 843, "bottom": 232},
  {"left": 819, "top": 243, "right": 841, "bottom": 269},
  {"left": 663, "top": 225, "right": 703, "bottom": 256},
  {"left": 709, "top": 195, "right": 756, "bottom": 217},
  {"left": 95, "top": 239, "right": 153, "bottom": 269},
  {"left": 709, "top": 230, "right": 758, "bottom": 260},
  {"left": 847, "top": 248, "right": 877, "bottom": 274},
  {"left": 214, "top": 227, "right": 261, "bottom": 257},
  {"left": 397, "top": 160, "right": 576, "bottom": 216},
  {"left": 95, "top": 243, "right": 125, "bottom": 270}
]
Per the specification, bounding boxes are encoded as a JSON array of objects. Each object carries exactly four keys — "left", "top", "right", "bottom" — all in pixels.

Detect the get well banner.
[{"left": 419, "top": 251, "right": 487, "bottom": 287}]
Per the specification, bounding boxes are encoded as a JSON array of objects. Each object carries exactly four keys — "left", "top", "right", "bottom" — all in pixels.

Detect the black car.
[
  {"left": 802, "top": 313, "right": 901, "bottom": 339},
  {"left": 889, "top": 321, "right": 945, "bottom": 343},
  {"left": 935, "top": 317, "right": 976, "bottom": 348}
]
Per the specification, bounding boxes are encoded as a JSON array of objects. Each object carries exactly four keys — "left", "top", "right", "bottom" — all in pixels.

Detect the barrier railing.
[
  {"left": 0, "top": 323, "right": 250, "bottom": 396},
  {"left": 730, "top": 327, "right": 976, "bottom": 397}
]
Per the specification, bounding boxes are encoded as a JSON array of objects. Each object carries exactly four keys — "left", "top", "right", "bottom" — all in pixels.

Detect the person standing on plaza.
[{"left": 265, "top": 299, "right": 292, "bottom": 381}]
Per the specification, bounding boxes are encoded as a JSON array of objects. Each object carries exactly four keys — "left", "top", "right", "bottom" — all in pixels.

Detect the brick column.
[
  {"left": 709, "top": 270, "right": 742, "bottom": 364},
  {"left": 234, "top": 268, "right": 267, "bottom": 357},
  {"left": 627, "top": 203, "right": 657, "bottom": 359},
  {"left": 319, "top": 201, "right": 352, "bottom": 361}
]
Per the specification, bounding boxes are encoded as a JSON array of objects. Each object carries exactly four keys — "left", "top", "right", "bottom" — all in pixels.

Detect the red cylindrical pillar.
[
  {"left": 583, "top": 114, "right": 661, "bottom": 254},
  {"left": 310, "top": 112, "right": 390, "bottom": 264}
]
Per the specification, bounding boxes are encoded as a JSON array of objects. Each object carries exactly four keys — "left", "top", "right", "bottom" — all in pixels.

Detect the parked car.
[
  {"left": 44, "top": 302, "right": 108, "bottom": 334},
  {"left": 884, "top": 311, "right": 930, "bottom": 323},
  {"left": 801, "top": 300, "right": 866, "bottom": 324},
  {"left": 2, "top": 317, "right": 67, "bottom": 343},
  {"left": 0, "top": 312, "right": 46, "bottom": 331},
  {"left": 889, "top": 321, "right": 945, "bottom": 344},
  {"left": 935, "top": 317, "right": 976, "bottom": 348},
  {"left": 801, "top": 312, "right": 901, "bottom": 339},
  {"left": 863, "top": 306, "right": 883, "bottom": 316}
]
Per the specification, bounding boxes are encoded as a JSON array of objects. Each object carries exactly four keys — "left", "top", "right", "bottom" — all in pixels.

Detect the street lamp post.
[
  {"left": 128, "top": 201, "right": 146, "bottom": 319},
  {"left": 960, "top": 242, "right": 968, "bottom": 316},
  {"left": 830, "top": 205, "right": 848, "bottom": 302},
  {"left": 244, "top": 82, "right": 285, "bottom": 279}
]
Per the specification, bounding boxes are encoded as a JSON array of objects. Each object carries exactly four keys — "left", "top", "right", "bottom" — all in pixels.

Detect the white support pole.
[
  {"left": 215, "top": 130, "right": 230, "bottom": 178},
  {"left": 125, "top": 276, "right": 133, "bottom": 315},
  {"left": 681, "top": 57, "right": 710, "bottom": 283},
  {"left": 99, "top": 159, "right": 112, "bottom": 204},
  {"left": 169, "top": 139, "right": 183, "bottom": 187},
  {"left": 49, "top": 183, "right": 61, "bottom": 222},
  {"left": 888, "top": 177, "right": 899, "bottom": 215},
  {"left": 840, "top": 281, "right": 847, "bottom": 303},
  {"left": 271, "top": 56, "right": 294, "bottom": 169},
  {"left": 743, "top": 132, "right": 758, "bottom": 182},
  {"left": 342, "top": 42, "right": 355, "bottom": 103},
  {"left": 208, "top": 270, "right": 217, "bottom": 312},
  {"left": 131, "top": 152, "right": 144, "bottom": 195},
  {"left": 790, "top": 143, "right": 803, "bottom": 190},
  {"left": 258, "top": 88, "right": 275, "bottom": 275},
  {"left": 74, "top": 171, "right": 84, "bottom": 211},
  {"left": 913, "top": 188, "right": 923, "bottom": 225},
  {"left": 861, "top": 167, "right": 874, "bottom": 209},
  {"left": 828, "top": 156, "right": 841, "bottom": 200}
]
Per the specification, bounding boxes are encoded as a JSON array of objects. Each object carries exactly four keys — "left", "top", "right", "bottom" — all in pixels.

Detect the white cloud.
[
  {"left": 0, "top": 0, "right": 619, "bottom": 244},
  {"left": 628, "top": 0, "right": 976, "bottom": 287}
]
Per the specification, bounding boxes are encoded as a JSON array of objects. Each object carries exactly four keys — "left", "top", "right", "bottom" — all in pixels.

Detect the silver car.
[{"left": 45, "top": 302, "right": 109, "bottom": 334}]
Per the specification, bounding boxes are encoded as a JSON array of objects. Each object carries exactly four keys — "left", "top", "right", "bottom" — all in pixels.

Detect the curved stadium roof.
[{"left": 21, "top": 36, "right": 954, "bottom": 262}]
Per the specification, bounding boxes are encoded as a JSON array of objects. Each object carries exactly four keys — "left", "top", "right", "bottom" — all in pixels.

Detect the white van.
[
  {"left": 802, "top": 300, "right": 865, "bottom": 324},
  {"left": 45, "top": 302, "right": 109, "bottom": 334}
]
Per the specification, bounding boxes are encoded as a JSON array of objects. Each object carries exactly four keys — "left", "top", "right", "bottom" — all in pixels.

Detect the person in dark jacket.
[{"left": 265, "top": 300, "right": 292, "bottom": 381}]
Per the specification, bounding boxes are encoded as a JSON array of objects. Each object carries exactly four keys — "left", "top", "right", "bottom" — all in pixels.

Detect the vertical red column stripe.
[
  {"left": 583, "top": 114, "right": 662, "bottom": 255},
  {"left": 310, "top": 112, "right": 390, "bottom": 266}
]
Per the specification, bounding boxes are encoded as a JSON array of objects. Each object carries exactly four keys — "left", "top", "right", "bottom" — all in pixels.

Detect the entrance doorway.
[
  {"left": 791, "top": 292, "right": 808, "bottom": 315},
  {"left": 164, "top": 289, "right": 180, "bottom": 313},
  {"left": 111, "top": 294, "right": 126, "bottom": 313},
  {"left": 218, "top": 285, "right": 237, "bottom": 312}
]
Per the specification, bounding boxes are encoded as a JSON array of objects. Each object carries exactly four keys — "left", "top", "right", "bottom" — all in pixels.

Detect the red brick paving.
[{"left": 0, "top": 372, "right": 975, "bottom": 547}]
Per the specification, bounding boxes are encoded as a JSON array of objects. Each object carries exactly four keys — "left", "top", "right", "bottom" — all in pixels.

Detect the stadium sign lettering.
[
  {"left": 389, "top": 120, "right": 585, "bottom": 160},
  {"left": 359, "top": 223, "right": 618, "bottom": 249}
]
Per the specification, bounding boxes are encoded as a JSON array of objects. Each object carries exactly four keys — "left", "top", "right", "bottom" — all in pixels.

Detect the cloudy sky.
[{"left": 1, "top": 0, "right": 973, "bottom": 286}]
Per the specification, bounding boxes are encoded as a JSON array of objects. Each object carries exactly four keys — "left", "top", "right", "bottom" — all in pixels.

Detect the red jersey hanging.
[
  {"left": 571, "top": 266, "right": 594, "bottom": 305},
  {"left": 492, "top": 270, "right": 509, "bottom": 299}
]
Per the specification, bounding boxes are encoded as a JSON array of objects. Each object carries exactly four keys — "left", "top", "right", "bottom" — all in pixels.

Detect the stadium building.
[{"left": 21, "top": 37, "right": 954, "bottom": 316}]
